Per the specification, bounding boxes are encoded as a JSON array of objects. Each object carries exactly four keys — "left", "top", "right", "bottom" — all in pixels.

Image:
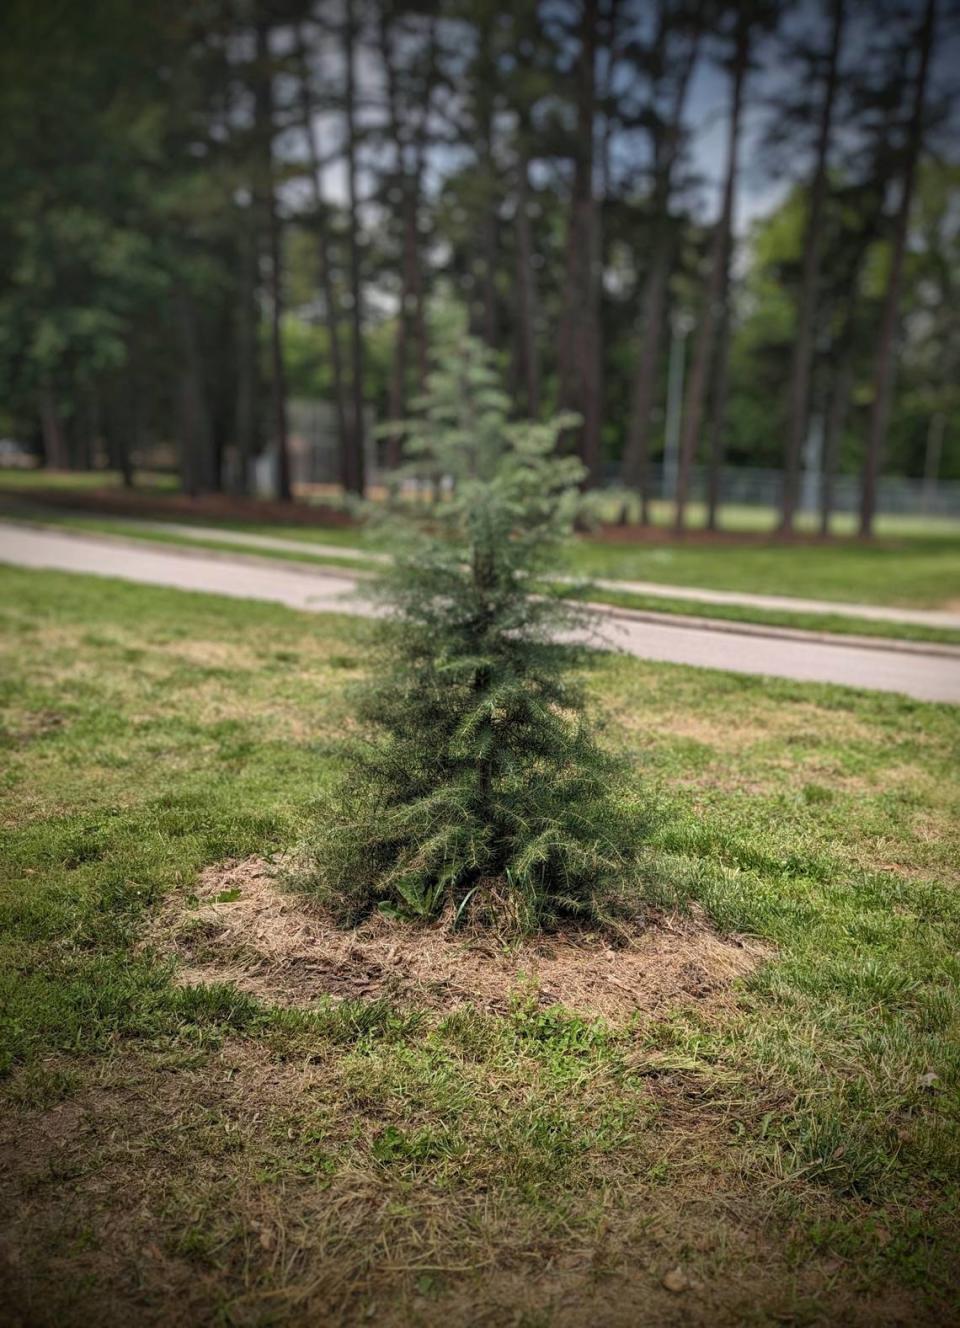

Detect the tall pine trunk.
[
  {"left": 107, "top": 381, "right": 135, "bottom": 488},
  {"left": 296, "top": 23, "right": 351, "bottom": 482},
  {"left": 234, "top": 207, "right": 259, "bottom": 495},
  {"left": 409, "top": 24, "right": 434, "bottom": 395},
  {"left": 673, "top": 16, "right": 747, "bottom": 531},
  {"left": 384, "top": 176, "right": 427, "bottom": 470},
  {"left": 479, "top": 107, "right": 499, "bottom": 350},
  {"left": 621, "top": 239, "right": 670, "bottom": 515},
  {"left": 255, "top": 16, "right": 291, "bottom": 502},
  {"left": 342, "top": 0, "right": 366, "bottom": 496},
  {"left": 780, "top": 0, "right": 845, "bottom": 534},
  {"left": 620, "top": 24, "right": 700, "bottom": 521},
  {"left": 859, "top": 0, "right": 935, "bottom": 537},
  {"left": 705, "top": 276, "right": 732, "bottom": 531},
  {"left": 174, "top": 286, "right": 214, "bottom": 497},
  {"left": 820, "top": 344, "right": 853, "bottom": 535},
  {"left": 378, "top": 11, "right": 430, "bottom": 469},
  {"left": 557, "top": 0, "right": 601, "bottom": 485},
  {"left": 514, "top": 134, "right": 541, "bottom": 417},
  {"left": 39, "top": 385, "right": 69, "bottom": 470}
]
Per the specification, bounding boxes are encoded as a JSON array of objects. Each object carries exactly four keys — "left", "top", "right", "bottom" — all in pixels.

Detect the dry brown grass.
[
  {"left": 609, "top": 693, "right": 878, "bottom": 753},
  {"left": 149, "top": 858, "right": 772, "bottom": 1026},
  {"left": 0, "top": 1039, "right": 924, "bottom": 1328}
]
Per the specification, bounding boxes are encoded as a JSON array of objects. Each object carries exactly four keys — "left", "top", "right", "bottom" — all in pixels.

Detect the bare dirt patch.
[
  {"left": 2, "top": 708, "right": 65, "bottom": 747},
  {"left": 150, "top": 858, "right": 772, "bottom": 1023}
]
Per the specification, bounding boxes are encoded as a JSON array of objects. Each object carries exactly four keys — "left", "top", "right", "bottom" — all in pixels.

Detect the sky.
[
  {"left": 291, "top": 0, "right": 960, "bottom": 243},
  {"left": 688, "top": 0, "right": 960, "bottom": 236}
]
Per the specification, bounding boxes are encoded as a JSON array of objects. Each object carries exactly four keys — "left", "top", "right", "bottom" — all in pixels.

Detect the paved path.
[
  {"left": 2, "top": 522, "right": 959, "bottom": 703},
  {"left": 147, "top": 522, "right": 960, "bottom": 628},
  {"left": 9, "top": 508, "right": 958, "bottom": 630}
]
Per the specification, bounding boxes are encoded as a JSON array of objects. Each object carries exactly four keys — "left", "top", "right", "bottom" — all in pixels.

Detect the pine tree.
[{"left": 304, "top": 310, "right": 646, "bottom": 933}]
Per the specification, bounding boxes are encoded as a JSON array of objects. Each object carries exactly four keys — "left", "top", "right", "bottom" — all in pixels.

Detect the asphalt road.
[{"left": 2, "top": 521, "right": 959, "bottom": 704}]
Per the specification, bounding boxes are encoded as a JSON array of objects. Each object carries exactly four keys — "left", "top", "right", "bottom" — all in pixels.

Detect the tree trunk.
[
  {"left": 74, "top": 389, "right": 94, "bottom": 472},
  {"left": 378, "top": 11, "right": 431, "bottom": 469},
  {"left": 479, "top": 109, "right": 499, "bottom": 350},
  {"left": 386, "top": 252, "right": 409, "bottom": 473},
  {"left": 117, "top": 416, "right": 134, "bottom": 489},
  {"left": 235, "top": 207, "right": 259, "bottom": 496},
  {"left": 342, "top": 0, "right": 366, "bottom": 496},
  {"left": 621, "top": 241, "right": 669, "bottom": 508},
  {"left": 266, "top": 180, "right": 290, "bottom": 503},
  {"left": 557, "top": 0, "right": 602, "bottom": 484},
  {"left": 401, "top": 177, "right": 427, "bottom": 392},
  {"left": 514, "top": 134, "right": 540, "bottom": 417},
  {"left": 621, "top": 23, "right": 700, "bottom": 520},
  {"left": 411, "top": 179, "right": 429, "bottom": 392},
  {"left": 705, "top": 280, "right": 732, "bottom": 531},
  {"left": 174, "top": 286, "right": 214, "bottom": 497},
  {"left": 107, "top": 382, "right": 135, "bottom": 489},
  {"left": 780, "top": 0, "right": 845, "bottom": 534},
  {"left": 673, "top": 15, "right": 748, "bottom": 531},
  {"left": 296, "top": 22, "right": 351, "bottom": 483},
  {"left": 39, "top": 385, "right": 69, "bottom": 470},
  {"left": 255, "top": 16, "right": 291, "bottom": 502},
  {"left": 381, "top": 10, "right": 407, "bottom": 471},
  {"left": 820, "top": 346, "right": 853, "bottom": 536},
  {"left": 859, "top": 0, "right": 936, "bottom": 537},
  {"left": 409, "top": 24, "right": 434, "bottom": 395},
  {"left": 126, "top": 365, "right": 143, "bottom": 488}
]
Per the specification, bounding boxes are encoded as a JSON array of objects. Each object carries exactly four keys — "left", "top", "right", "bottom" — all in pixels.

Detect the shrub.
[{"left": 305, "top": 311, "right": 647, "bottom": 933}]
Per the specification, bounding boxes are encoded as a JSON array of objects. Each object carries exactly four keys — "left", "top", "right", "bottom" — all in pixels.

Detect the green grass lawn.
[
  {"left": 562, "top": 531, "right": 960, "bottom": 609},
  {"left": 1, "top": 567, "right": 959, "bottom": 1325},
  {"left": 0, "top": 467, "right": 179, "bottom": 493},
  {"left": 563, "top": 585, "right": 960, "bottom": 646}
]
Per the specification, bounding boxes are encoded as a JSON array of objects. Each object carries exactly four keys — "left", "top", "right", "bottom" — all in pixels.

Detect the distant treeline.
[{"left": 1, "top": 0, "right": 955, "bottom": 534}]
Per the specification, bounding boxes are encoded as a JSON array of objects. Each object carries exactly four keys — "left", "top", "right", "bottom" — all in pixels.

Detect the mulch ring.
[{"left": 149, "top": 858, "right": 773, "bottom": 1025}]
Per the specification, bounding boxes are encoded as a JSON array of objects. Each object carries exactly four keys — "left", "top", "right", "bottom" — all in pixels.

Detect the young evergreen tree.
[{"left": 306, "top": 311, "right": 646, "bottom": 933}]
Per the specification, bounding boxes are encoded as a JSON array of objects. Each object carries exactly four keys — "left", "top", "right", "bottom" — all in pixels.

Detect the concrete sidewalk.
[
  {"left": 7, "top": 508, "right": 958, "bottom": 630},
  {"left": 3, "top": 521, "right": 959, "bottom": 703}
]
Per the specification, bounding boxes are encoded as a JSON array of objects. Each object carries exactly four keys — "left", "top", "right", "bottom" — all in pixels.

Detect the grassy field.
[
  {"left": 564, "top": 585, "right": 960, "bottom": 645},
  {"left": 0, "top": 467, "right": 180, "bottom": 494},
  {"left": 565, "top": 533, "right": 960, "bottom": 610},
  {"left": 1, "top": 567, "right": 959, "bottom": 1325}
]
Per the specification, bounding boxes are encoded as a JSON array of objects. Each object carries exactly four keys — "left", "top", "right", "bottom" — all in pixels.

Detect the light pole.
[
  {"left": 663, "top": 311, "right": 694, "bottom": 501},
  {"left": 801, "top": 414, "right": 824, "bottom": 516}
]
